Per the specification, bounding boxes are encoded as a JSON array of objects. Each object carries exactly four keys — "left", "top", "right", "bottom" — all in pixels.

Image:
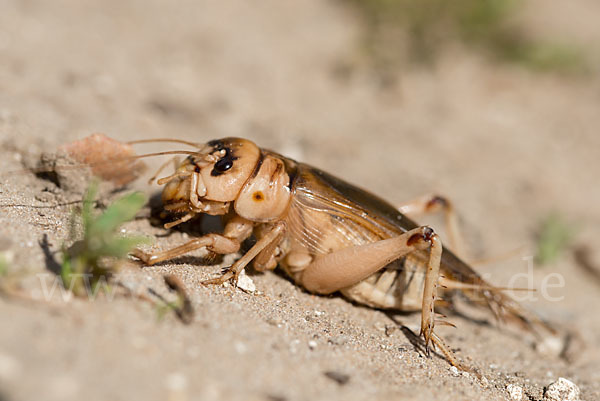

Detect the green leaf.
[
  {"left": 156, "top": 301, "right": 179, "bottom": 322},
  {"left": 90, "top": 192, "right": 147, "bottom": 237},
  {"left": 60, "top": 253, "right": 74, "bottom": 289},
  {"left": 82, "top": 181, "right": 99, "bottom": 234}
]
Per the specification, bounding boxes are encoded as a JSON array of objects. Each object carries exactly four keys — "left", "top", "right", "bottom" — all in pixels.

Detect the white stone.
[
  {"left": 236, "top": 271, "right": 256, "bottom": 293},
  {"left": 0, "top": 250, "right": 14, "bottom": 264},
  {"left": 165, "top": 372, "right": 188, "bottom": 391},
  {"left": 233, "top": 341, "right": 247, "bottom": 355},
  {"left": 165, "top": 372, "right": 188, "bottom": 401},
  {"left": 536, "top": 335, "right": 565, "bottom": 357},
  {"left": 507, "top": 384, "right": 524, "bottom": 401},
  {"left": 544, "top": 377, "right": 580, "bottom": 401}
]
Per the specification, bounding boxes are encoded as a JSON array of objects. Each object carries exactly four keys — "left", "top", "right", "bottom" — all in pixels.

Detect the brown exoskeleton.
[{"left": 130, "top": 137, "right": 553, "bottom": 368}]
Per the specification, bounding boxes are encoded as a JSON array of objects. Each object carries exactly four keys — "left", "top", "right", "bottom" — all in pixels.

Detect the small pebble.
[
  {"left": 507, "top": 384, "right": 524, "bottom": 401},
  {"left": 450, "top": 366, "right": 460, "bottom": 377},
  {"left": 324, "top": 371, "right": 350, "bottom": 385},
  {"left": 234, "top": 341, "right": 247, "bottom": 355},
  {"left": 289, "top": 339, "right": 300, "bottom": 354},
  {"left": 0, "top": 250, "right": 14, "bottom": 264},
  {"left": 308, "top": 340, "right": 317, "bottom": 350},
  {"left": 536, "top": 335, "right": 565, "bottom": 357},
  {"left": 165, "top": 372, "right": 187, "bottom": 391},
  {"left": 266, "top": 317, "right": 284, "bottom": 327},
  {"left": 544, "top": 377, "right": 580, "bottom": 401},
  {"left": 165, "top": 372, "right": 188, "bottom": 401},
  {"left": 236, "top": 271, "right": 256, "bottom": 293}
]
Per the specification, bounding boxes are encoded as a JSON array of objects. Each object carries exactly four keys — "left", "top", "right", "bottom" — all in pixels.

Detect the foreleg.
[{"left": 132, "top": 215, "right": 253, "bottom": 265}]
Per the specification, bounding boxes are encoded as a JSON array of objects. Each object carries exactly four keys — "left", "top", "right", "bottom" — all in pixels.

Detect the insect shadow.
[
  {"left": 383, "top": 311, "right": 445, "bottom": 359},
  {"left": 39, "top": 234, "right": 62, "bottom": 276}
]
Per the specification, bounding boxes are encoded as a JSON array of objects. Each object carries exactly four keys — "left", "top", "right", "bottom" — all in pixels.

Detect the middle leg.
[
  {"left": 202, "top": 222, "right": 286, "bottom": 285},
  {"left": 398, "top": 194, "right": 466, "bottom": 259}
]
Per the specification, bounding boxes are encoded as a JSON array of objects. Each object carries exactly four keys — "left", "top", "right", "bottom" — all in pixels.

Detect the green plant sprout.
[
  {"left": 0, "top": 253, "right": 8, "bottom": 296},
  {"left": 346, "top": 0, "right": 584, "bottom": 75},
  {"left": 61, "top": 182, "right": 149, "bottom": 297},
  {"left": 535, "top": 213, "right": 576, "bottom": 266},
  {"left": 0, "top": 254, "right": 7, "bottom": 278},
  {"left": 155, "top": 300, "right": 180, "bottom": 322}
]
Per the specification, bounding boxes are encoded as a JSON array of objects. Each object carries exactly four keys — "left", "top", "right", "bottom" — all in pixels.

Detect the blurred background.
[{"left": 1, "top": 0, "right": 600, "bottom": 400}]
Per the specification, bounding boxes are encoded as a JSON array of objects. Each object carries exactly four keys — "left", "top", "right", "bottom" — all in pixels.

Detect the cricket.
[{"left": 122, "top": 135, "right": 554, "bottom": 369}]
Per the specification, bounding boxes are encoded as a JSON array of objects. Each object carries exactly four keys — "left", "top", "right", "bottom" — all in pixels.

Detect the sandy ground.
[{"left": 1, "top": 1, "right": 600, "bottom": 400}]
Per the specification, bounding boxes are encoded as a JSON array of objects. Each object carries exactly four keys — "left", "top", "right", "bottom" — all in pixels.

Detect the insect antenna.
[
  {"left": 148, "top": 156, "right": 180, "bottom": 185},
  {"left": 127, "top": 138, "right": 204, "bottom": 148},
  {"left": 1, "top": 150, "right": 201, "bottom": 178},
  {"left": 69, "top": 150, "right": 200, "bottom": 167}
]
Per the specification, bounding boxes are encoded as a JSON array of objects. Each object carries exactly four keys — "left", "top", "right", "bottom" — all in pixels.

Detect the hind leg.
[{"left": 294, "top": 226, "right": 443, "bottom": 351}]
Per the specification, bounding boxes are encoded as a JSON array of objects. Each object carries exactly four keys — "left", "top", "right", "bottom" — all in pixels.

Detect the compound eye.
[{"left": 212, "top": 157, "right": 233, "bottom": 175}]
